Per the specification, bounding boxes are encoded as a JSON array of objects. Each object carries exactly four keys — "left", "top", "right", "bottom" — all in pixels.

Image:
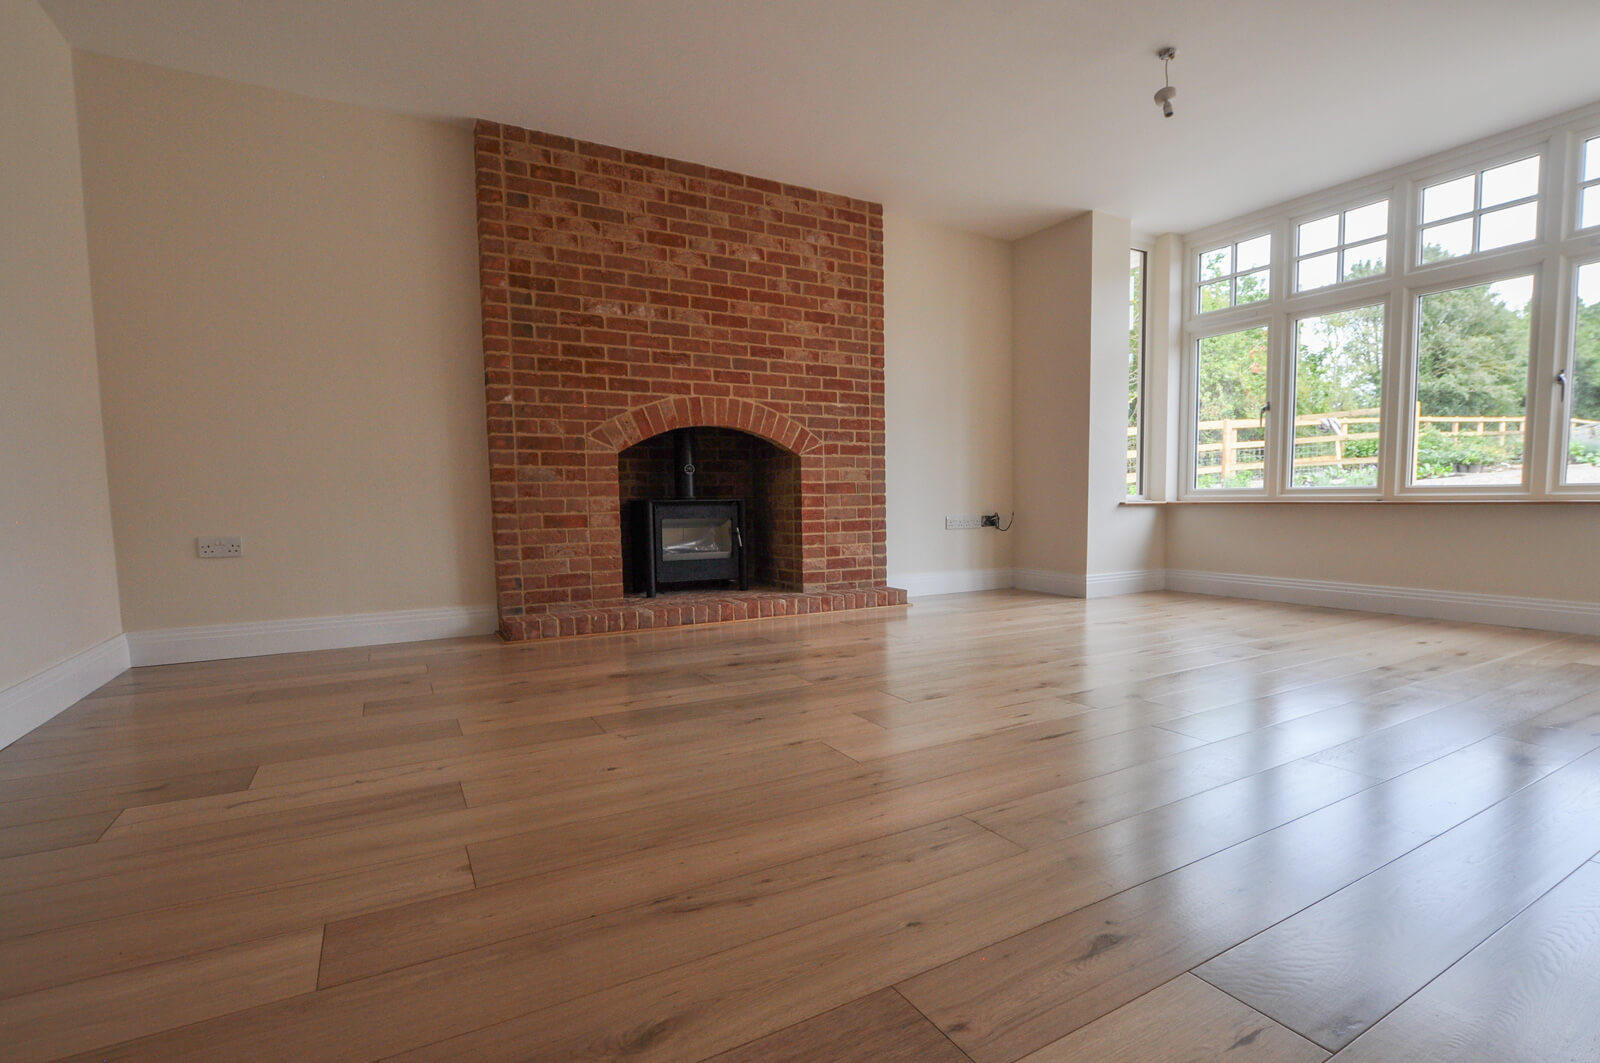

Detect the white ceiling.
[{"left": 40, "top": 0, "right": 1600, "bottom": 239}]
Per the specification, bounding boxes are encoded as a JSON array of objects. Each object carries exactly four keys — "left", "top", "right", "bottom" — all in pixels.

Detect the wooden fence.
[{"left": 1125, "top": 410, "right": 1596, "bottom": 486}]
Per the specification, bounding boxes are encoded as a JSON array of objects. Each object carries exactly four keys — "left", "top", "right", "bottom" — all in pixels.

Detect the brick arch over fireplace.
[
  {"left": 590, "top": 399, "right": 821, "bottom": 602},
  {"left": 586, "top": 397, "right": 821, "bottom": 456}
]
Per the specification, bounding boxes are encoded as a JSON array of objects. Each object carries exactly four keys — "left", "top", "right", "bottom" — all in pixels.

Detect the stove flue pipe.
[{"left": 674, "top": 428, "right": 697, "bottom": 499}]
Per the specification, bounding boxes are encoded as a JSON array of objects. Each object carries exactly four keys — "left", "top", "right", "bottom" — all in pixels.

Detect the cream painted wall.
[
  {"left": 1010, "top": 211, "right": 1161, "bottom": 584},
  {"left": 74, "top": 54, "right": 493, "bottom": 631},
  {"left": 0, "top": 0, "right": 123, "bottom": 691},
  {"left": 1168, "top": 503, "right": 1600, "bottom": 603},
  {"left": 1011, "top": 214, "right": 1093, "bottom": 577},
  {"left": 884, "top": 214, "right": 1014, "bottom": 585}
]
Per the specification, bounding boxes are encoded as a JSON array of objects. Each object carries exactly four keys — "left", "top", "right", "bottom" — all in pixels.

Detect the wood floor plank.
[
  {"left": 1016, "top": 974, "right": 1328, "bottom": 1063},
  {"left": 700, "top": 988, "right": 970, "bottom": 1063},
  {"left": 0, "top": 928, "right": 322, "bottom": 1063},
  {"left": 1330, "top": 861, "right": 1600, "bottom": 1063},
  {"left": 0, "top": 849, "right": 474, "bottom": 1000},
  {"left": 0, "top": 765, "right": 257, "bottom": 831},
  {"left": 0, "top": 715, "right": 464, "bottom": 783},
  {"left": 1195, "top": 746, "right": 1600, "bottom": 1050},
  {"left": 0, "top": 809, "right": 115, "bottom": 858}
]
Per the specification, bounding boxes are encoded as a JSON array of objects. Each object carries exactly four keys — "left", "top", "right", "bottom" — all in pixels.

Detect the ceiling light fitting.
[{"left": 1154, "top": 46, "right": 1177, "bottom": 118}]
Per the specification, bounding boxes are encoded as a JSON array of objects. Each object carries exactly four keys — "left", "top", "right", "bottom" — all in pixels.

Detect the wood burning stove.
[
  {"left": 627, "top": 429, "right": 749, "bottom": 597},
  {"left": 631, "top": 498, "right": 747, "bottom": 597}
]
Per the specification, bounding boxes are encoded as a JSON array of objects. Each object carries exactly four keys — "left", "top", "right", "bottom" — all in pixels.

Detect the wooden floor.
[{"left": 3, "top": 591, "right": 1600, "bottom": 1061}]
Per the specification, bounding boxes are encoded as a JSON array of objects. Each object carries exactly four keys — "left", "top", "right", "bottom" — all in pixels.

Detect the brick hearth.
[
  {"left": 520, "top": 587, "right": 908, "bottom": 640},
  {"left": 474, "top": 121, "right": 904, "bottom": 640}
]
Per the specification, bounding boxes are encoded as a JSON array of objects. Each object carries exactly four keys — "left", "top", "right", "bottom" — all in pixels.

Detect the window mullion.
[
  {"left": 1529, "top": 135, "right": 1571, "bottom": 495},
  {"left": 1266, "top": 307, "right": 1291, "bottom": 497},
  {"left": 1379, "top": 187, "right": 1413, "bottom": 499}
]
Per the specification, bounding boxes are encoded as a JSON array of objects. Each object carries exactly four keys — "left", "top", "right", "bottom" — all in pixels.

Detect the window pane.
[
  {"left": 1292, "top": 304, "right": 1385, "bottom": 488},
  {"left": 1586, "top": 137, "right": 1600, "bottom": 183},
  {"left": 1342, "top": 239, "right": 1387, "bottom": 281},
  {"left": 1299, "top": 214, "right": 1339, "bottom": 255},
  {"left": 1199, "top": 279, "right": 1232, "bottom": 313},
  {"left": 1567, "top": 261, "right": 1600, "bottom": 484},
  {"left": 1297, "top": 251, "right": 1337, "bottom": 291},
  {"left": 1480, "top": 156, "right": 1540, "bottom": 208},
  {"left": 1422, "top": 174, "right": 1475, "bottom": 222},
  {"left": 1200, "top": 246, "right": 1232, "bottom": 280},
  {"left": 1420, "top": 219, "right": 1474, "bottom": 263},
  {"left": 1477, "top": 201, "right": 1538, "bottom": 250},
  {"left": 1236, "top": 235, "right": 1272, "bottom": 272},
  {"left": 1582, "top": 186, "right": 1600, "bottom": 230},
  {"left": 1128, "top": 250, "right": 1145, "bottom": 495},
  {"left": 1237, "top": 269, "right": 1270, "bottom": 303},
  {"left": 1195, "top": 326, "right": 1269, "bottom": 491},
  {"left": 1344, "top": 200, "right": 1388, "bottom": 243},
  {"left": 1412, "top": 276, "right": 1533, "bottom": 486}
]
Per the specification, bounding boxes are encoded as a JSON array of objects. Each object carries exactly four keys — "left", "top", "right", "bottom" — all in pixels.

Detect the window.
[
  {"left": 1128, "top": 249, "right": 1147, "bottom": 496},
  {"left": 1182, "top": 106, "right": 1600, "bottom": 503},
  {"left": 1419, "top": 156, "right": 1541, "bottom": 263},
  {"left": 1563, "top": 261, "right": 1600, "bottom": 483},
  {"left": 1197, "top": 234, "right": 1271, "bottom": 313},
  {"left": 1411, "top": 276, "right": 1533, "bottom": 486},
  {"left": 1296, "top": 201, "right": 1389, "bottom": 291},
  {"left": 1194, "top": 326, "right": 1270, "bottom": 490},
  {"left": 1291, "top": 304, "right": 1385, "bottom": 488},
  {"left": 1581, "top": 136, "right": 1600, "bottom": 230}
]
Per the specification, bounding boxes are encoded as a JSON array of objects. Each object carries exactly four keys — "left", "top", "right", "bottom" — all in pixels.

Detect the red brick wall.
[{"left": 474, "top": 121, "right": 887, "bottom": 638}]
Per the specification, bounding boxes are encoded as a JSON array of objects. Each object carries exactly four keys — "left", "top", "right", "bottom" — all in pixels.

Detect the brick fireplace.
[{"left": 474, "top": 121, "right": 905, "bottom": 639}]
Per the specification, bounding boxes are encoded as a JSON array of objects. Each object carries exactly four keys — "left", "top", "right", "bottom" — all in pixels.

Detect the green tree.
[
  {"left": 1573, "top": 295, "right": 1600, "bottom": 422},
  {"left": 1415, "top": 278, "right": 1531, "bottom": 417}
]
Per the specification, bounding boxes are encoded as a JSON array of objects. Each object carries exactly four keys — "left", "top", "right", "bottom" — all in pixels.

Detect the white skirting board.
[
  {"left": 125, "top": 605, "right": 500, "bottom": 667},
  {"left": 1165, "top": 569, "right": 1600, "bottom": 638},
  {"left": 0, "top": 634, "right": 130, "bottom": 750},
  {"left": 1012, "top": 568, "right": 1167, "bottom": 599},
  {"left": 892, "top": 568, "right": 1016, "bottom": 598},
  {"left": 1012, "top": 567, "right": 1085, "bottom": 597}
]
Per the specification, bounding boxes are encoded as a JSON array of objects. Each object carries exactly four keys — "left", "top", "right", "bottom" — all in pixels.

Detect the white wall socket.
[
  {"left": 197, "top": 535, "right": 243, "bottom": 558},
  {"left": 944, "top": 515, "right": 983, "bottom": 530}
]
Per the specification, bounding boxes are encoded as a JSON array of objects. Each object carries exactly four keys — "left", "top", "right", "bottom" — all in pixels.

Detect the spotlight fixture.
[{"left": 1154, "top": 46, "right": 1177, "bottom": 118}]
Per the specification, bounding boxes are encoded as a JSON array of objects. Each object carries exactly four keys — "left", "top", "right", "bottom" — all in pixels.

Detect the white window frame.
[
  {"left": 1185, "top": 317, "right": 1276, "bottom": 497},
  {"left": 1194, "top": 232, "right": 1275, "bottom": 316},
  {"left": 1551, "top": 251, "right": 1600, "bottom": 493},
  {"left": 1178, "top": 100, "right": 1600, "bottom": 503},
  {"left": 1128, "top": 246, "right": 1150, "bottom": 499},
  {"left": 1412, "top": 147, "right": 1546, "bottom": 271},
  {"left": 1292, "top": 197, "right": 1394, "bottom": 294},
  {"left": 1573, "top": 129, "right": 1600, "bottom": 236},
  {"left": 1395, "top": 266, "right": 1543, "bottom": 499},
  {"left": 1284, "top": 294, "right": 1392, "bottom": 496}
]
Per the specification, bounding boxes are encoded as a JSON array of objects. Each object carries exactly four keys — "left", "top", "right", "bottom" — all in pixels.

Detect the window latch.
[
  {"left": 1557, "top": 369, "right": 1569, "bottom": 398},
  {"left": 1259, "top": 402, "right": 1271, "bottom": 427}
]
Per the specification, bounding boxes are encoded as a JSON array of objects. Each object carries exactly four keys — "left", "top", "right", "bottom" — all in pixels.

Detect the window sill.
[{"left": 1164, "top": 496, "right": 1600, "bottom": 504}]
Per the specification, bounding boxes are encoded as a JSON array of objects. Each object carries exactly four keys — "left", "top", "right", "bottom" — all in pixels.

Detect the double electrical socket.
[
  {"left": 946, "top": 514, "right": 1003, "bottom": 530},
  {"left": 196, "top": 536, "right": 243, "bottom": 558}
]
